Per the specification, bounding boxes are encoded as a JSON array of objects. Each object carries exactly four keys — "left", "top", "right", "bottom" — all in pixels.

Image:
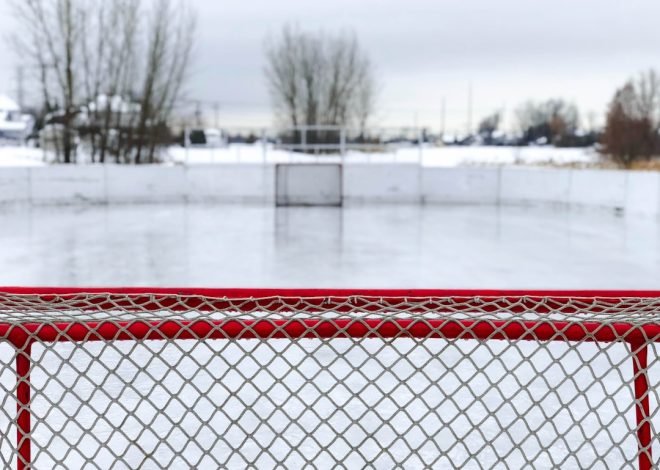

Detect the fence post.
[
  {"left": 15, "top": 338, "right": 32, "bottom": 470},
  {"left": 183, "top": 126, "right": 190, "bottom": 165},
  {"left": 260, "top": 128, "right": 267, "bottom": 164},
  {"left": 340, "top": 127, "right": 347, "bottom": 158},
  {"left": 632, "top": 340, "right": 652, "bottom": 470}
]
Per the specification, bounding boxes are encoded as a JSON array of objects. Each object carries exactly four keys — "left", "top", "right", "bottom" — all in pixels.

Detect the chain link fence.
[
  {"left": 0, "top": 288, "right": 657, "bottom": 469},
  {"left": 178, "top": 126, "right": 427, "bottom": 165}
]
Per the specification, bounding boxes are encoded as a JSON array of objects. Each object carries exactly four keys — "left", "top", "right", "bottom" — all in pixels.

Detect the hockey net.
[{"left": 0, "top": 288, "right": 658, "bottom": 469}]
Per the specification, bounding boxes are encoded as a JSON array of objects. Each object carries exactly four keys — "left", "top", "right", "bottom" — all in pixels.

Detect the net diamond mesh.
[{"left": 0, "top": 290, "right": 657, "bottom": 469}]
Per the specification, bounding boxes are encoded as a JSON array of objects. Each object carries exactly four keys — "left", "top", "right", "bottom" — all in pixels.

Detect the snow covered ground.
[
  {"left": 0, "top": 144, "right": 47, "bottom": 167},
  {"left": 167, "top": 143, "right": 598, "bottom": 167},
  {"left": 0, "top": 204, "right": 657, "bottom": 468},
  {"left": 0, "top": 143, "right": 598, "bottom": 168}
]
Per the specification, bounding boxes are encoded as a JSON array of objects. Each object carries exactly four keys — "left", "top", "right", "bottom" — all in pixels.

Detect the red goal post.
[{"left": 0, "top": 288, "right": 658, "bottom": 469}]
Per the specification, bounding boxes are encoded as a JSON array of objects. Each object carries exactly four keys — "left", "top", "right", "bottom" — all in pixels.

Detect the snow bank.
[{"left": 0, "top": 146, "right": 48, "bottom": 167}]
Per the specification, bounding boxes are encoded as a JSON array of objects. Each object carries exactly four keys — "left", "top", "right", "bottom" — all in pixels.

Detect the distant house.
[
  {"left": 85, "top": 94, "right": 141, "bottom": 128},
  {"left": 0, "top": 94, "right": 34, "bottom": 141}
]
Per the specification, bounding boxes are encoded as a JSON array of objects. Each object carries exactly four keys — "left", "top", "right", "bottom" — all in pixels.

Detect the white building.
[{"left": 0, "top": 94, "right": 34, "bottom": 141}]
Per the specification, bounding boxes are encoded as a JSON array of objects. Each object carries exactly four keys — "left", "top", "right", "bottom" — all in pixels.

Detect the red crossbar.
[
  {"left": 0, "top": 318, "right": 659, "bottom": 344},
  {"left": 3, "top": 286, "right": 660, "bottom": 298}
]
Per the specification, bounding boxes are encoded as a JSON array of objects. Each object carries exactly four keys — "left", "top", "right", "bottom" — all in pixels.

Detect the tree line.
[
  {"left": 476, "top": 100, "right": 594, "bottom": 148},
  {"left": 478, "top": 69, "right": 660, "bottom": 168}
]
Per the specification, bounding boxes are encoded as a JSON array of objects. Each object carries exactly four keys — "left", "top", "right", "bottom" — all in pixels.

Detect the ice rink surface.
[
  {"left": 0, "top": 202, "right": 659, "bottom": 289},
  {"left": 1, "top": 203, "right": 659, "bottom": 467}
]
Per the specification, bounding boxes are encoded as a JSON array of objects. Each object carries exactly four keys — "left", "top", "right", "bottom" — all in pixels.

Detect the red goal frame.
[{"left": 1, "top": 287, "right": 658, "bottom": 470}]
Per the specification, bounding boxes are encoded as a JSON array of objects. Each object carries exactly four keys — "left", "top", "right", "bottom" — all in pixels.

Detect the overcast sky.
[{"left": 1, "top": 0, "right": 660, "bottom": 132}]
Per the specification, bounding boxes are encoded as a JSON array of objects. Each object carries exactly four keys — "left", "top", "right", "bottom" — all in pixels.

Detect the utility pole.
[
  {"left": 213, "top": 102, "right": 220, "bottom": 129},
  {"left": 16, "top": 66, "right": 25, "bottom": 109},
  {"left": 467, "top": 82, "right": 473, "bottom": 137},
  {"left": 440, "top": 97, "right": 446, "bottom": 137},
  {"left": 194, "top": 100, "right": 203, "bottom": 127}
]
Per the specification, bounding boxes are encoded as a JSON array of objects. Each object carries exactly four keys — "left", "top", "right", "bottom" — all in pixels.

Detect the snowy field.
[
  {"left": 0, "top": 203, "right": 658, "bottom": 467},
  {"left": 169, "top": 143, "right": 598, "bottom": 167},
  {"left": 0, "top": 145, "right": 48, "bottom": 167},
  {"left": 0, "top": 143, "right": 597, "bottom": 168}
]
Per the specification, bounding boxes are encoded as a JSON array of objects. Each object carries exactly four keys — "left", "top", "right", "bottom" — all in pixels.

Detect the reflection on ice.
[{"left": 0, "top": 203, "right": 658, "bottom": 289}]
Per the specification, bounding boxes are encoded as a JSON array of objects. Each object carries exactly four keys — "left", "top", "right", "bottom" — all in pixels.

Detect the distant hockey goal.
[{"left": 0, "top": 288, "right": 658, "bottom": 469}]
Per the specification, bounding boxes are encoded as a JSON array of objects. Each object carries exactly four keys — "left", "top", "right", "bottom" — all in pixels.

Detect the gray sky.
[{"left": 1, "top": 0, "right": 660, "bottom": 132}]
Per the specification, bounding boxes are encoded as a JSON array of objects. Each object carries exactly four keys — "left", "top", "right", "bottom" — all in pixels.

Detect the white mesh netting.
[{"left": 0, "top": 290, "right": 657, "bottom": 469}]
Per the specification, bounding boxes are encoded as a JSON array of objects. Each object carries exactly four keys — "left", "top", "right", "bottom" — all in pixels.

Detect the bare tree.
[
  {"left": 633, "top": 69, "right": 660, "bottom": 132},
  {"left": 515, "top": 99, "right": 579, "bottom": 146},
  {"left": 80, "top": 0, "right": 140, "bottom": 163},
  {"left": 140, "top": 0, "right": 196, "bottom": 164},
  {"left": 9, "top": 0, "right": 195, "bottom": 164},
  {"left": 477, "top": 111, "right": 501, "bottom": 143},
  {"left": 10, "top": 0, "right": 86, "bottom": 163},
  {"left": 265, "top": 25, "right": 377, "bottom": 143},
  {"left": 265, "top": 26, "right": 302, "bottom": 130},
  {"left": 355, "top": 72, "right": 376, "bottom": 139}
]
